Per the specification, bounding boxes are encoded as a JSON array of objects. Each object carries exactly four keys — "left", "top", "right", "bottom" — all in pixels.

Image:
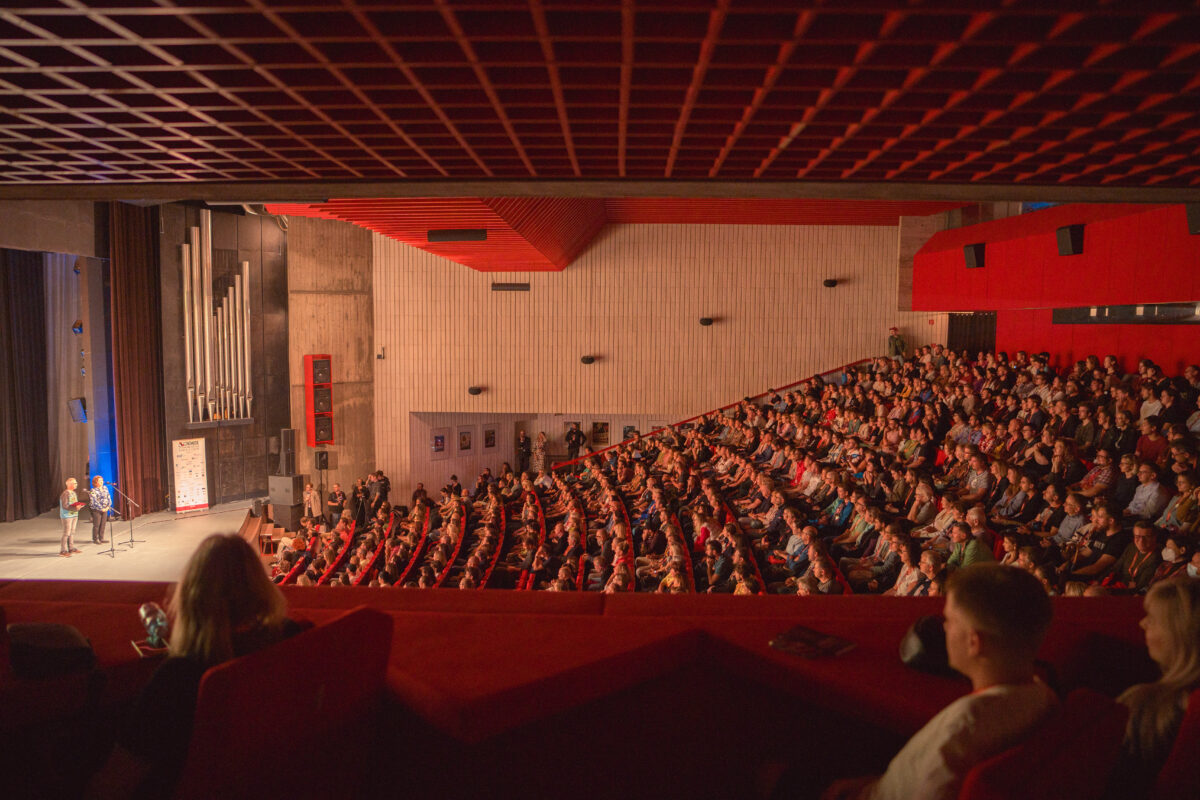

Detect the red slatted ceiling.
[
  {"left": 267, "top": 197, "right": 964, "bottom": 271},
  {"left": 2, "top": 4, "right": 1199, "bottom": 189}
]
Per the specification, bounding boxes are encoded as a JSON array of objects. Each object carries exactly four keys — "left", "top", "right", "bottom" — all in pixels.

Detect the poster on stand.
[{"left": 173, "top": 437, "right": 209, "bottom": 512}]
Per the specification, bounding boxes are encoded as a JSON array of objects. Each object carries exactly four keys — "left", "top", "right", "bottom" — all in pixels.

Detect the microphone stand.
[{"left": 108, "top": 484, "right": 144, "bottom": 549}]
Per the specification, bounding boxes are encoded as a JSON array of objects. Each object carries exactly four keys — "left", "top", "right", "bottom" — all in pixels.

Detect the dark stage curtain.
[
  {"left": 110, "top": 203, "right": 166, "bottom": 519},
  {"left": 0, "top": 248, "right": 54, "bottom": 522}
]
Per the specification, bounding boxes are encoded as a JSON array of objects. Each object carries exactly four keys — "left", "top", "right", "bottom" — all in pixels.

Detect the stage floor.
[{"left": 0, "top": 502, "right": 251, "bottom": 582}]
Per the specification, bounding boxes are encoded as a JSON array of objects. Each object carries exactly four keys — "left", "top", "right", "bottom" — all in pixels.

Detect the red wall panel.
[
  {"left": 996, "top": 309, "right": 1200, "bottom": 375},
  {"left": 913, "top": 204, "right": 1199, "bottom": 311}
]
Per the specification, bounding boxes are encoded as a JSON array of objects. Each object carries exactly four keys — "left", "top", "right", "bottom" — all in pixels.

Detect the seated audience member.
[
  {"left": 91, "top": 534, "right": 302, "bottom": 798},
  {"left": 1103, "top": 521, "right": 1163, "bottom": 594},
  {"left": 820, "top": 564, "right": 1056, "bottom": 800},
  {"left": 1110, "top": 578, "right": 1200, "bottom": 798}
]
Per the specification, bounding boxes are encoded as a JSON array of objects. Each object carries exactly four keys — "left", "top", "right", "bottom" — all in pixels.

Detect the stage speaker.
[
  {"left": 315, "top": 450, "right": 329, "bottom": 470},
  {"left": 1056, "top": 224, "right": 1085, "bottom": 255},
  {"left": 314, "top": 416, "right": 333, "bottom": 444},
  {"left": 1187, "top": 204, "right": 1199, "bottom": 235},
  {"left": 251, "top": 498, "right": 263, "bottom": 518},
  {"left": 304, "top": 353, "right": 334, "bottom": 447},
  {"left": 313, "top": 386, "right": 332, "bottom": 413},
  {"left": 67, "top": 397, "right": 87, "bottom": 423},
  {"left": 269, "top": 474, "right": 307, "bottom": 506},
  {"left": 278, "top": 428, "right": 296, "bottom": 476},
  {"left": 964, "top": 243, "right": 986, "bottom": 269},
  {"left": 272, "top": 502, "right": 304, "bottom": 532},
  {"left": 310, "top": 357, "right": 331, "bottom": 384}
]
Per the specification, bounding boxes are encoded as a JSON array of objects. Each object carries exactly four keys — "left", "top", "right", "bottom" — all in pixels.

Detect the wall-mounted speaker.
[
  {"left": 964, "top": 243, "right": 986, "bottom": 269},
  {"left": 310, "top": 358, "right": 330, "bottom": 384},
  {"left": 822, "top": 279, "right": 838, "bottom": 288},
  {"left": 313, "top": 416, "right": 333, "bottom": 443},
  {"left": 313, "top": 386, "right": 332, "bottom": 413},
  {"left": 1056, "top": 224, "right": 1085, "bottom": 256},
  {"left": 67, "top": 397, "right": 87, "bottom": 423},
  {"left": 315, "top": 450, "right": 329, "bottom": 471},
  {"left": 699, "top": 317, "right": 714, "bottom": 326},
  {"left": 467, "top": 386, "right": 483, "bottom": 396},
  {"left": 580, "top": 355, "right": 595, "bottom": 365},
  {"left": 304, "top": 354, "right": 333, "bottom": 447}
]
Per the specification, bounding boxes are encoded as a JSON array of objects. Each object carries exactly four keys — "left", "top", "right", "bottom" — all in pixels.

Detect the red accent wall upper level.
[{"left": 912, "top": 204, "right": 1199, "bottom": 311}]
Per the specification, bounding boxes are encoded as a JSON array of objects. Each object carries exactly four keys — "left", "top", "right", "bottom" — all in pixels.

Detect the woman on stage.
[{"left": 89, "top": 475, "right": 112, "bottom": 544}]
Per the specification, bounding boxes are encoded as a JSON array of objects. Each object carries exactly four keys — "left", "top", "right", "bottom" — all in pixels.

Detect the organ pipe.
[
  {"left": 180, "top": 213, "right": 254, "bottom": 423},
  {"left": 181, "top": 244, "right": 194, "bottom": 423}
]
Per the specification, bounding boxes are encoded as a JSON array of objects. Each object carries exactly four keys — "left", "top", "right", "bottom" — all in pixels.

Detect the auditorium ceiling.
[{"left": 1, "top": 2, "right": 1199, "bottom": 202}]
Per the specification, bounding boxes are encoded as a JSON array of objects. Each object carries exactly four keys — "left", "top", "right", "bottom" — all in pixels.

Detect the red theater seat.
[
  {"left": 1154, "top": 686, "right": 1200, "bottom": 800},
  {"left": 173, "top": 606, "right": 392, "bottom": 800},
  {"left": 957, "top": 688, "right": 1127, "bottom": 800}
]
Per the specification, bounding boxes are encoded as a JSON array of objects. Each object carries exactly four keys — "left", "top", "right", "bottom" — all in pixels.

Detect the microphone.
[{"left": 139, "top": 602, "right": 169, "bottom": 648}]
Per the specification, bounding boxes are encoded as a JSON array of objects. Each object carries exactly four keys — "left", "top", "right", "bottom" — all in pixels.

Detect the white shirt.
[{"left": 866, "top": 680, "right": 1057, "bottom": 800}]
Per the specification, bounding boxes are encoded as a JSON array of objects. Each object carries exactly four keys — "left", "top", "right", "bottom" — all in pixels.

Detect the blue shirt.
[{"left": 89, "top": 484, "right": 112, "bottom": 512}]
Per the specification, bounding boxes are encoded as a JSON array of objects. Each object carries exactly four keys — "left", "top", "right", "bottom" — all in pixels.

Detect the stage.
[{"left": 0, "top": 502, "right": 253, "bottom": 582}]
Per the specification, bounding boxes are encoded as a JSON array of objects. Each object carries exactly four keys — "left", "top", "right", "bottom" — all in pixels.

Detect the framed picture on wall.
[
  {"left": 648, "top": 419, "right": 669, "bottom": 434},
  {"left": 591, "top": 421, "right": 609, "bottom": 446},
  {"left": 431, "top": 427, "right": 450, "bottom": 462},
  {"left": 458, "top": 425, "right": 474, "bottom": 453},
  {"left": 622, "top": 424, "right": 639, "bottom": 441},
  {"left": 483, "top": 426, "right": 497, "bottom": 449}
]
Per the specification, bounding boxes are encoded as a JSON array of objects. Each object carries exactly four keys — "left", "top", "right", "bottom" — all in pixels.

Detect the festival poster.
[{"left": 172, "top": 437, "right": 210, "bottom": 512}]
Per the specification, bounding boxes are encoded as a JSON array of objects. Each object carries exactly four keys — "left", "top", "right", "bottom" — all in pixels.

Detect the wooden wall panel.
[
  {"left": 287, "top": 216, "right": 374, "bottom": 493},
  {"left": 370, "top": 222, "right": 948, "bottom": 499}
]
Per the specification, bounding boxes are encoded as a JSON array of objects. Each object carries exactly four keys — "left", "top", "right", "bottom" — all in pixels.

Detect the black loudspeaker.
[
  {"left": 314, "top": 416, "right": 333, "bottom": 443},
  {"left": 313, "top": 386, "right": 332, "bottom": 413},
  {"left": 67, "top": 397, "right": 87, "bottom": 423},
  {"left": 964, "top": 243, "right": 986, "bottom": 269},
  {"left": 1186, "top": 204, "right": 1199, "bottom": 235},
  {"left": 272, "top": 503, "right": 304, "bottom": 532},
  {"left": 251, "top": 498, "right": 263, "bottom": 518},
  {"left": 1056, "top": 224, "right": 1085, "bottom": 255},
  {"left": 315, "top": 451, "right": 329, "bottom": 470},
  {"left": 268, "top": 474, "right": 307, "bottom": 506},
  {"left": 823, "top": 279, "right": 838, "bottom": 288},
  {"left": 278, "top": 428, "right": 296, "bottom": 476},
  {"left": 311, "top": 358, "right": 331, "bottom": 384}
]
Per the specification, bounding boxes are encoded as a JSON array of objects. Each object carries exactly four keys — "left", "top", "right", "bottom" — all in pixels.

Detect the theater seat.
[
  {"left": 958, "top": 688, "right": 1128, "bottom": 800},
  {"left": 1154, "top": 686, "right": 1200, "bottom": 800},
  {"left": 174, "top": 606, "right": 392, "bottom": 800}
]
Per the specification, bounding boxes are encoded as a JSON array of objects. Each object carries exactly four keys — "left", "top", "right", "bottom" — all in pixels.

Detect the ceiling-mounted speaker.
[
  {"left": 1186, "top": 204, "right": 1200, "bottom": 235},
  {"left": 467, "top": 386, "right": 483, "bottom": 396},
  {"left": 699, "top": 317, "right": 714, "bottom": 326},
  {"left": 823, "top": 279, "right": 838, "bottom": 288},
  {"left": 428, "top": 229, "right": 487, "bottom": 242},
  {"left": 580, "top": 356, "right": 595, "bottom": 364},
  {"left": 964, "top": 243, "right": 986, "bottom": 269},
  {"left": 1056, "top": 224, "right": 1085, "bottom": 256}
]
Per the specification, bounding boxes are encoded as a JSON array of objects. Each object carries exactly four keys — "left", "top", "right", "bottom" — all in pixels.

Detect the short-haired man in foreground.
[{"left": 823, "top": 564, "right": 1056, "bottom": 800}]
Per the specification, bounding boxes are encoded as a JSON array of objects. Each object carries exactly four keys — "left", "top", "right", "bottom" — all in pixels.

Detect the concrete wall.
[
  {"left": 0, "top": 200, "right": 103, "bottom": 258},
  {"left": 286, "top": 216, "right": 375, "bottom": 493}
]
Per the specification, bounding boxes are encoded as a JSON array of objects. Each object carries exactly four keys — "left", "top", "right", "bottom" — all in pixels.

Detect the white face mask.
[
  {"left": 1189, "top": 564, "right": 1199, "bottom": 579},
  {"left": 1162, "top": 547, "right": 1178, "bottom": 562}
]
